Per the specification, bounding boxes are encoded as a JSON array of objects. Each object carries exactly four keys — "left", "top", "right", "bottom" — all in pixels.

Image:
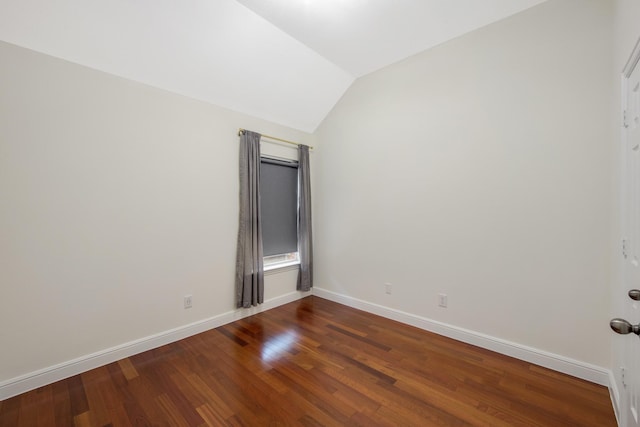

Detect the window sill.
[{"left": 264, "top": 261, "right": 300, "bottom": 275}]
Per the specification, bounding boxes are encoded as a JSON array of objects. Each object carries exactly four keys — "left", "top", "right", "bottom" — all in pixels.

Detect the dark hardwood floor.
[{"left": 0, "top": 296, "right": 616, "bottom": 426}]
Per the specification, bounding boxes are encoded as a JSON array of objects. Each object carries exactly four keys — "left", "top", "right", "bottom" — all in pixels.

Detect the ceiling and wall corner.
[
  {"left": 0, "top": 0, "right": 353, "bottom": 133},
  {"left": 0, "top": 0, "right": 548, "bottom": 133}
]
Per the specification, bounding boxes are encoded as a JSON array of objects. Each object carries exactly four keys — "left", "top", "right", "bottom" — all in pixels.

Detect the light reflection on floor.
[{"left": 260, "top": 330, "right": 298, "bottom": 362}]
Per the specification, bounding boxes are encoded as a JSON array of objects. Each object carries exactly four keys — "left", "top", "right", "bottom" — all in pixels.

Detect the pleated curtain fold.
[
  {"left": 235, "top": 131, "right": 264, "bottom": 308},
  {"left": 297, "top": 145, "right": 313, "bottom": 292}
]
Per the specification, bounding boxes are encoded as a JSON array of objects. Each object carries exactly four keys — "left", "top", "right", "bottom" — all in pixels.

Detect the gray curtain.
[
  {"left": 297, "top": 145, "right": 313, "bottom": 291},
  {"left": 235, "top": 131, "right": 264, "bottom": 308}
]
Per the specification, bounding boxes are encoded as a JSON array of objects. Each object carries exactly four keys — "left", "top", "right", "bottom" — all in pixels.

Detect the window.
[{"left": 260, "top": 156, "right": 299, "bottom": 269}]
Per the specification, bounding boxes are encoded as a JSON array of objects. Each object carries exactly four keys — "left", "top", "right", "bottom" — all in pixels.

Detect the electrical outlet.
[
  {"left": 385, "top": 283, "right": 392, "bottom": 294},
  {"left": 184, "top": 294, "right": 193, "bottom": 309},
  {"left": 438, "top": 293, "right": 448, "bottom": 308}
]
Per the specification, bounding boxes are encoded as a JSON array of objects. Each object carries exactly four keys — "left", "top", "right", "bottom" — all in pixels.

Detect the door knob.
[
  {"left": 629, "top": 289, "right": 640, "bottom": 301},
  {"left": 610, "top": 318, "right": 640, "bottom": 335}
]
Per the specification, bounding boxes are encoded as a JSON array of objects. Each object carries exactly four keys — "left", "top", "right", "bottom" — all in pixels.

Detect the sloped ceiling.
[
  {"left": 0, "top": 0, "right": 546, "bottom": 132},
  {"left": 237, "top": 0, "right": 547, "bottom": 78}
]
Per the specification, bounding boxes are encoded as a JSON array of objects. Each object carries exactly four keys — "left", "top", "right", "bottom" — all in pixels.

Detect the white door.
[{"left": 613, "top": 41, "right": 640, "bottom": 427}]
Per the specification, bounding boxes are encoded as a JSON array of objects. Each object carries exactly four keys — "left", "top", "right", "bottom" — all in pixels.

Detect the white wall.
[
  {"left": 0, "top": 40, "right": 310, "bottom": 387},
  {"left": 314, "top": 0, "right": 613, "bottom": 367}
]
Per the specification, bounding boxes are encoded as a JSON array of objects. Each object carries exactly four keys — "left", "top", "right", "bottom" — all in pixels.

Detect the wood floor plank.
[
  {"left": 35, "top": 387, "right": 55, "bottom": 427},
  {"left": 0, "top": 296, "right": 616, "bottom": 426},
  {"left": 185, "top": 374, "right": 235, "bottom": 420},
  {"left": 155, "top": 393, "right": 191, "bottom": 427},
  {"left": 16, "top": 390, "right": 39, "bottom": 427},
  {"left": 120, "top": 376, "right": 167, "bottom": 425},
  {"left": 117, "top": 358, "right": 139, "bottom": 381},
  {"left": 51, "top": 381, "right": 72, "bottom": 426},
  {"left": 196, "top": 402, "right": 228, "bottom": 426},
  {"left": 72, "top": 411, "right": 94, "bottom": 427},
  {"left": 66, "top": 374, "right": 89, "bottom": 419}
]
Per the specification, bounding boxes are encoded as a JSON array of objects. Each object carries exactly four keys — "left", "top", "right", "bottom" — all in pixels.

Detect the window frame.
[{"left": 260, "top": 154, "right": 300, "bottom": 271}]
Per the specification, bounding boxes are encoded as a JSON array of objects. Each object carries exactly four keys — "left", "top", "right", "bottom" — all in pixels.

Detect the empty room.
[{"left": 1, "top": 0, "right": 640, "bottom": 425}]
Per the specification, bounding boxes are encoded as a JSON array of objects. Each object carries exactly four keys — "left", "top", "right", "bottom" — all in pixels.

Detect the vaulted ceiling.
[{"left": 0, "top": 0, "right": 546, "bottom": 132}]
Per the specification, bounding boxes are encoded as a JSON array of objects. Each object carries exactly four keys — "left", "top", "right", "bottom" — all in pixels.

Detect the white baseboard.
[
  {"left": 1, "top": 287, "right": 614, "bottom": 404},
  {"left": 0, "top": 291, "right": 306, "bottom": 401},
  {"left": 312, "top": 287, "right": 611, "bottom": 387},
  {"left": 609, "top": 369, "right": 621, "bottom": 426}
]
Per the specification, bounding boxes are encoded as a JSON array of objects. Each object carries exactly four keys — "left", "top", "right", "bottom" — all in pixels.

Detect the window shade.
[{"left": 260, "top": 158, "right": 298, "bottom": 257}]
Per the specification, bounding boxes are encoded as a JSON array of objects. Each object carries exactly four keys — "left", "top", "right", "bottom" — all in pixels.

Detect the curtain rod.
[{"left": 238, "top": 128, "right": 313, "bottom": 150}]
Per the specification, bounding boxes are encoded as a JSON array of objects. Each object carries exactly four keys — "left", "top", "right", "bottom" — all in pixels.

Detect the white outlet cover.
[{"left": 438, "top": 294, "right": 448, "bottom": 308}]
